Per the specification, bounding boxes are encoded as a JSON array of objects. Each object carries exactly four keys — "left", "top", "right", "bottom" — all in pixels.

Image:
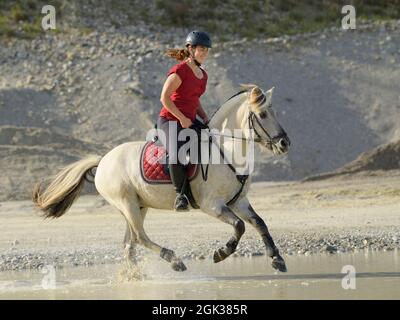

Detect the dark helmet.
[{"left": 185, "top": 31, "right": 212, "bottom": 48}]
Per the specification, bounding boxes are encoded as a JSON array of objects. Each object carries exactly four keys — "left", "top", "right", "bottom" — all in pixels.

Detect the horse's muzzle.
[{"left": 271, "top": 134, "right": 291, "bottom": 154}]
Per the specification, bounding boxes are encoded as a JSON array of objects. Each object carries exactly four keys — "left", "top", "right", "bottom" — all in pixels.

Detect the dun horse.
[{"left": 32, "top": 84, "right": 291, "bottom": 273}]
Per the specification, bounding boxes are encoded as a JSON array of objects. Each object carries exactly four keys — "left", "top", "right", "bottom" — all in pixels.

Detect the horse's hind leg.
[
  {"left": 115, "top": 195, "right": 187, "bottom": 272},
  {"left": 120, "top": 208, "right": 148, "bottom": 280},
  {"left": 201, "top": 201, "right": 245, "bottom": 263},
  {"left": 123, "top": 207, "right": 147, "bottom": 263}
]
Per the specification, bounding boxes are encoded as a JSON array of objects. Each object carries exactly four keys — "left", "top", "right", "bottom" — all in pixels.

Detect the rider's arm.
[
  {"left": 196, "top": 101, "right": 209, "bottom": 124},
  {"left": 160, "top": 74, "right": 187, "bottom": 122}
]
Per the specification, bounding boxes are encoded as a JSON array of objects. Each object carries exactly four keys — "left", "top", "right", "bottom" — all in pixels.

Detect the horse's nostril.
[{"left": 279, "top": 139, "right": 287, "bottom": 148}]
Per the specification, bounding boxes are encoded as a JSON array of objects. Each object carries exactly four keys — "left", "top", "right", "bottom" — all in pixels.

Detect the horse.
[{"left": 32, "top": 84, "right": 291, "bottom": 274}]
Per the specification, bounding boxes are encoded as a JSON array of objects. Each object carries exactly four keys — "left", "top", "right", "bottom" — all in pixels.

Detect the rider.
[{"left": 157, "top": 30, "right": 211, "bottom": 211}]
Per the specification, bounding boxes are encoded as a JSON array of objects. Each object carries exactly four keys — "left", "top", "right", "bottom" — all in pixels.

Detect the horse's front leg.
[
  {"left": 230, "top": 197, "right": 287, "bottom": 272},
  {"left": 201, "top": 201, "right": 245, "bottom": 263}
]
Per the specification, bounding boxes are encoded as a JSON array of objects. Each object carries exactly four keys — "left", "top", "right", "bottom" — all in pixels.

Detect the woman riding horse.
[
  {"left": 32, "top": 42, "right": 291, "bottom": 274},
  {"left": 158, "top": 31, "right": 212, "bottom": 211}
]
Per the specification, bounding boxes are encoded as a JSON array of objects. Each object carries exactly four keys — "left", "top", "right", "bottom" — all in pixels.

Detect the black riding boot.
[{"left": 169, "top": 163, "right": 189, "bottom": 211}]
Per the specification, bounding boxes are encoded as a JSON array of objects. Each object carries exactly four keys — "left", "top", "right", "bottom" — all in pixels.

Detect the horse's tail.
[{"left": 32, "top": 155, "right": 102, "bottom": 219}]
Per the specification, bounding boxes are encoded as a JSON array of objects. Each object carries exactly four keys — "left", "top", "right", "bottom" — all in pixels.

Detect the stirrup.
[{"left": 174, "top": 194, "right": 189, "bottom": 212}]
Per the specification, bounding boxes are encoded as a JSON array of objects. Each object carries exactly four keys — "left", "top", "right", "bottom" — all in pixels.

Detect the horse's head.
[{"left": 244, "top": 84, "right": 291, "bottom": 155}]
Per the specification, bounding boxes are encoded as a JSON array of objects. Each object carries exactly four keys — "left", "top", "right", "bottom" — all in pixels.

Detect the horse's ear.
[
  {"left": 249, "top": 86, "right": 263, "bottom": 102},
  {"left": 266, "top": 86, "right": 275, "bottom": 97},
  {"left": 250, "top": 86, "right": 262, "bottom": 96}
]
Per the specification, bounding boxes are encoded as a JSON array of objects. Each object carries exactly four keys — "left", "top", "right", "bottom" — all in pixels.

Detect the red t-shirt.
[{"left": 159, "top": 61, "right": 208, "bottom": 122}]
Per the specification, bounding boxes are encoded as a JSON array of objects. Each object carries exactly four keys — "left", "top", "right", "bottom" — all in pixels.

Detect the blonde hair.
[{"left": 164, "top": 48, "right": 190, "bottom": 61}]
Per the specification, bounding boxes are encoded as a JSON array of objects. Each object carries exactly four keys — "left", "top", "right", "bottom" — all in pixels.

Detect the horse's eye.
[{"left": 259, "top": 111, "right": 267, "bottom": 119}]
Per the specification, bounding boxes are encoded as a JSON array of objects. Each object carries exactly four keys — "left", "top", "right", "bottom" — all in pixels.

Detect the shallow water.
[{"left": 0, "top": 250, "right": 399, "bottom": 299}]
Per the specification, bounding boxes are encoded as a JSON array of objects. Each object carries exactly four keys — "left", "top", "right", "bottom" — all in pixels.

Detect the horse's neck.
[
  {"left": 208, "top": 93, "right": 253, "bottom": 174},
  {"left": 209, "top": 94, "right": 248, "bottom": 131}
]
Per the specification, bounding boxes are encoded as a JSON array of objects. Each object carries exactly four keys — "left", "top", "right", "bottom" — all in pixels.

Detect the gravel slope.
[{"left": 1, "top": 20, "right": 400, "bottom": 200}]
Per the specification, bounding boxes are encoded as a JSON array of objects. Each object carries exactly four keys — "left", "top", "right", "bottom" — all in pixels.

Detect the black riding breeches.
[{"left": 156, "top": 116, "right": 198, "bottom": 165}]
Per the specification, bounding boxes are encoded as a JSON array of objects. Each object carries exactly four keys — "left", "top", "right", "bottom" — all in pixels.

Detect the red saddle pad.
[{"left": 140, "top": 141, "right": 198, "bottom": 184}]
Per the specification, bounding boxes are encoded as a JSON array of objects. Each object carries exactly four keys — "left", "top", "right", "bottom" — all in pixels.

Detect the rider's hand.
[
  {"left": 180, "top": 116, "right": 193, "bottom": 128},
  {"left": 202, "top": 116, "right": 210, "bottom": 125}
]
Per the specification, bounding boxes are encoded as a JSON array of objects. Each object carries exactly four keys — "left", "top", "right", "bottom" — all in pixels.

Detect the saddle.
[
  {"left": 140, "top": 119, "right": 209, "bottom": 209},
  {"left": 140, "top": 140, "right": 198, "bottom": 183}
]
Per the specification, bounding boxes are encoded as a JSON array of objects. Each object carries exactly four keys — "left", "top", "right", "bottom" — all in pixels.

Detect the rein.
[
  {"left": 196, "top": 110, "right": 272, "bottom": 206},
  {"left": 204, "top": 111, "right": 273, "bottom": 144},
  {"left": 198, "top": 133, "right": 249, "bottom": 207},
  {"left": 248, "top": 112, "right": 273, "bottom": 147}
]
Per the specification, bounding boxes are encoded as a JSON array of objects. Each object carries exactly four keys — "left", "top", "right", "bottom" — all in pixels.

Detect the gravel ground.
[
  {"left": 1, "top": 229, "right": 399, "bottom": 272},
  {"left": 1, "top": 172, "right": 399, "bottom": 272}
]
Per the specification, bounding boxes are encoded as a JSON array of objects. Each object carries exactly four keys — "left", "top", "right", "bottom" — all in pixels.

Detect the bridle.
[
  {"left": 247, "top": 111, "right": 273, "bottom": 147},
  {"left": 181, "top": 89, "right": 287, "bottom": 207},
  {"left": 196, "top": 107, "right": 275, "bottom": 207},
  {"left": 204, "top": 110, "right": 273, "bottom": 147}
]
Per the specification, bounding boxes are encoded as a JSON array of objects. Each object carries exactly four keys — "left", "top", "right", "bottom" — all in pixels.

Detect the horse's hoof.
[
  {"left": 171, "top": 260, "right": 187, "bottom": 272},
  {"left": 213, "top": 248, "right": 229, "bottom": 263},
  {"left": 271, "top": 256, "right": 287, "bottom": 272}
]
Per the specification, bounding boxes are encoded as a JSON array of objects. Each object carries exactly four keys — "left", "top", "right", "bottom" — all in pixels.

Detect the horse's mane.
[{"left": 209, "top": 84, "right": 260, "bottom": 122}]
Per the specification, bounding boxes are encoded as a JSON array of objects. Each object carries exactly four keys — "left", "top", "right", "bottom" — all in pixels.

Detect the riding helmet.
[{"left": 185, "top": 31, "right": 212, "bottom": 48}]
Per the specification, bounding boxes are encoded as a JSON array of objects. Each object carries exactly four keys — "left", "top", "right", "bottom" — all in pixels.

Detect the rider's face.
[{"left": 191, "top": 45, "right": 209, "bottom": 64}]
